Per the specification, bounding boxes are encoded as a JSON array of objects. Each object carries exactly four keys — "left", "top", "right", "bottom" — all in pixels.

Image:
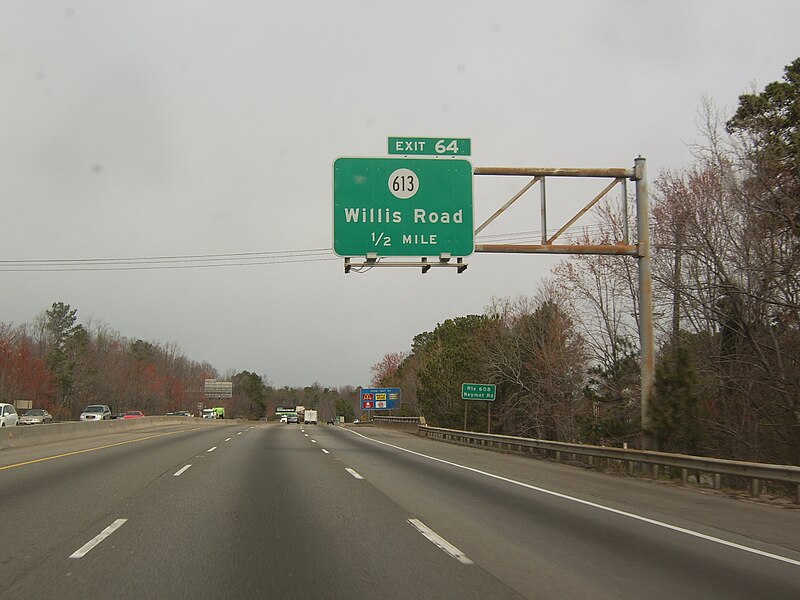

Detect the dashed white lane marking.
[
  {"left": 70, "top": 519, "right": 127, "bottom": 559},
  {"left": 174, "top": 464, "right": 192, "bottom": 477},
  {"left": 304, "top": 434, "right": 309, "bottom": 437},
  {"left": 311, "top": 440, "right": 317, "bottom": 443},
  {"left": 322, "top": 449, "right": 330, "bottom": 454},
  {"left": 207, "top": 447, "right": 217, "bottom": 453},
  {"left": 408, "top": 518, "right": 473, "bottom": 565},
  {"left": 345, "top": 468, "right": 364, "bottom": 480},
  {"left": 225, "top": 437, "right": 232, "bottom": 442},
  {"left": 237, "top": 432, "right": 243, "bottom": 435}
]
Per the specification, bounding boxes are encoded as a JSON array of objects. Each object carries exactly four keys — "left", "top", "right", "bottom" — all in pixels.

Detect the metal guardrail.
[
  {"left": 418, "top": 425, "right": 800, "bottom": 504},
  {"left": 374, "top": 416, "right": 426, "bottom": 424}
]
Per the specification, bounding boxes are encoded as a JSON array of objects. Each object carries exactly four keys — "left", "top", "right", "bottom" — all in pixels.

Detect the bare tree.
[
  {"left": 483, "top": 291, "right": 589, "bottom": 441},
  {"left": 649, "top": 94, "right": 800, "bottom": 463}
]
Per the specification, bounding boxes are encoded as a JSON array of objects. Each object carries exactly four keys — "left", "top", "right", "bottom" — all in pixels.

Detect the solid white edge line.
[
  {"left": 322, "top": 449, "right": 330, "bottom": 454},
  {"left": 345, "top": 467, "right": 364, "bottom": 480},
  {"left": 70, "top": 519, "right": 127, "bottom": 559},
  {"left": 173, "top": 464, "right": 192, "bottom": 477},
  {"left": 207, "top": 446, "right": 217, "bottom": 453},
  {"left": 408, "top": 518, "right": 474, "bottom": 565},
  {"left": 345, "top": 428, "right": 800, "bottom": 569}
]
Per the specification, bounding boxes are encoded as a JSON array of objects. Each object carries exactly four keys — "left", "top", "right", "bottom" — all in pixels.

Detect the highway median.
[{"left": 0, "top": 416, "right": 233, "bottom": 450}]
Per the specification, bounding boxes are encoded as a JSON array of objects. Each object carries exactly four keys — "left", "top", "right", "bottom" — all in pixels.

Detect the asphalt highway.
[{"left": 1, "top": 422, "right": 799, "bottom": 599}]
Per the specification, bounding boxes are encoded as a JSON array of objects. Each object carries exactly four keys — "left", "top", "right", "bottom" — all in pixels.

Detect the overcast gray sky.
[{"left": 3, "top": 1, "right": 799, "bottom": 388}]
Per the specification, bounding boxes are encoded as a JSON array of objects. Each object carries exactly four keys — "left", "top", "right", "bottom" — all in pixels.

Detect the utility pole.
[{"left": 672, "top": 217, "right": 684, "bottom": 346}]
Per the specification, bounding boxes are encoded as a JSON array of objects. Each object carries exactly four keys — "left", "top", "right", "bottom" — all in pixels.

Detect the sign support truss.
[
  {"left": 474, "top": 166, "right": 635, "bottom": 255},
  {"left": 473, "top": 158, "right": 654, "bottom": 449}
]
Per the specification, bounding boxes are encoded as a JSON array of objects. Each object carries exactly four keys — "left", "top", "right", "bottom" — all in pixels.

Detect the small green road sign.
[
  {"left": 461, "top": 383, "right": 496, "bottom": 401},
  {"left": 388, "top": 137, "right": 471, "bottom": 156},
  {"left": 333, "top": 157, "right": 473, "bottom": 257}
]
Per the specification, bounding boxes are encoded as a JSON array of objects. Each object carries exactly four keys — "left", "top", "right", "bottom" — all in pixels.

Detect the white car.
[
  {"left": 0, "top": 403, "right": 19, "bottom": 427},
  {"left": 19, "top": 408, "right": 53, "bottom": 425},
  {"left": 80, "top": 404, "right": 112, "bottom": 421}
]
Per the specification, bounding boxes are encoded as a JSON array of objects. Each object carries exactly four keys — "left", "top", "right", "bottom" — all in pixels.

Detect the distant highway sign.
[
  {"left": 204, "top": 379, "right": 232, "bottom": 399},
  {"left": 360, "top": 387, "right": 401, "bottom": 410},
  {"left": 461, "top": 383, "right": 496, "bottom": 401}
]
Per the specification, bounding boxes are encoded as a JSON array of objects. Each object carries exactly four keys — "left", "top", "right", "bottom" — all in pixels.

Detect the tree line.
[
  {"left": 0, "top": 302, "right": 218, "bottom": 419},
  {"left": 0, "top": 302, "right": 362, "bottom": 422},
  {"left": 226, "top": 374, "right": 359, "bottom": 424},
  {"left": 372, "top": 58, "right": 800, "bottom": 466}
]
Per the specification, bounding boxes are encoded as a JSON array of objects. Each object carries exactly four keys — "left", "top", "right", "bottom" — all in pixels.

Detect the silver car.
[
  {"left": 19, "top": 408, "right": 53, "bottom": 425},
  {"left": 0, "top": 403, "right": 19, "bottom": 427},
  {"left": 80, "top": 404, "right": 112, "bottom": 421}
]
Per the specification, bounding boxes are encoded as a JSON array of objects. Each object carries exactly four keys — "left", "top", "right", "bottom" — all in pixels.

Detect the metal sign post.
[
  {"left": 203, "top": 379, "right": 233, "bottom": 418},
  {"left": 472, "top": 158, "right": 654, "bottom": 449},
  {"left": 333, "top": 150, "right": 654, "bottom": 449},
  {"left": 462, "top": 384, "right": 497, "bottom": 433}
]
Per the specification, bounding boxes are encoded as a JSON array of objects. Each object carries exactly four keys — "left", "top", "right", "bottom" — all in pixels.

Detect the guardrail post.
[
  {"left": 713, "top": 473, "right": 722, "bottom": 490},
  {"left": 750, "top": 478, "right": 761, "bottom": 498},
  {"left": 681, "top": 468, "right": 688, "bottom": 484}
]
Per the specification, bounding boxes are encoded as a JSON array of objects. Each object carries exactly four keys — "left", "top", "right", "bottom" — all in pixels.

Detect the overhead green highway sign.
[
  {"left": 388, "top": 137, "right": 471, "bottom": 156},
  {"left": 333, "top": 157, "right": 473, "bottom": 257}
]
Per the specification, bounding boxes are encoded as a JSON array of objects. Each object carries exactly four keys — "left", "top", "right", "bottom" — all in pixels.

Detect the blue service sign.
[{"left": 360, "top": 387, "right": 401, "bottom": 410}]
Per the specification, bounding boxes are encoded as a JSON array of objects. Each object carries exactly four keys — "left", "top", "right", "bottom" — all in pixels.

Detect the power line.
[
  {"left": 0, "top": 249, "right": 340, "bottom": 272},
  {"left": 2, "top": 223, "right": 616, "bottom": 272},
  {"left": 0, "top": 247, "right": 333, "bottom": 265}
]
